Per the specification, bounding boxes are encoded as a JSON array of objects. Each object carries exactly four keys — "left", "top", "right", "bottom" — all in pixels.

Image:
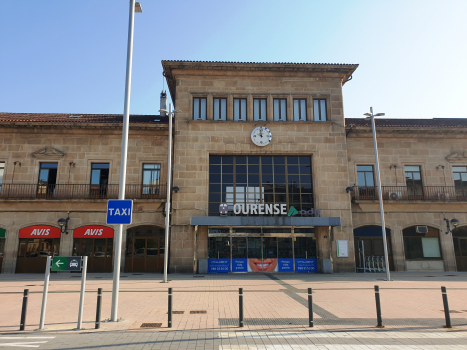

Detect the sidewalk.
[{"left": 0, "top": 272, "right": 466, "bottom": 334}]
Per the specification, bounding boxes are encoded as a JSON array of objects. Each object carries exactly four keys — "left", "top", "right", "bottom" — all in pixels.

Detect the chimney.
[{"left": 160, "top": 90, "right": 167, "bottom": 116}]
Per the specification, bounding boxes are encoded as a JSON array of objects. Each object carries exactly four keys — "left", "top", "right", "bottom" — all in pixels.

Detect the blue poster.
[
  {"left": 278, "top": 259, "right": 294, "bottom": 272},
  {"left": 295, "top": 258, "right": 318, "bottom": 273},
  {"left": 232, "top": 258, "right": 248, "bottom": 272},
  {"left": 208, "top": 259, "right": 230, "bottom": 273}
]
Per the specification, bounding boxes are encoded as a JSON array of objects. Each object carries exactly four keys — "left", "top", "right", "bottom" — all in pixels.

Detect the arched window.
[{"left": 403, "top": 226, "right": 442, "bottom": 260}]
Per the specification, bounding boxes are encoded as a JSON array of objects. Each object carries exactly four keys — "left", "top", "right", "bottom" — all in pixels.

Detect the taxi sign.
[
  {"left": 51, "top": 256, "right": 82, "bottom": 271},
  {"left": 106, "top": 199, "right": 133, "bottom": 225}
]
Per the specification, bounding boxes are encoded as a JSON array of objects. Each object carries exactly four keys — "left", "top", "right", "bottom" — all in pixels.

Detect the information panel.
[
  {"left": 295, "top": 258, "right": 317, "bottom": 273},
  {"left": 207, "top": 259, "right": 230, "bottom": 273},
  {"left": 278, "top": 258, "right": 294, "bottom": 272},
  {"left": 232, "top": 258, "right": 248, "bottom": 273}
]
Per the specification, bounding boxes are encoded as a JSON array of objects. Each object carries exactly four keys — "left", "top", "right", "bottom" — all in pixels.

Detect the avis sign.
[{"left": 106, "top": 200, "right": 133, "bottom": 225}]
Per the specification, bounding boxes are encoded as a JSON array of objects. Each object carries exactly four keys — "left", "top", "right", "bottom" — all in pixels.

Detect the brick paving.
[{"left": 0, "top": 272, "right": 466, "bottom": 348}]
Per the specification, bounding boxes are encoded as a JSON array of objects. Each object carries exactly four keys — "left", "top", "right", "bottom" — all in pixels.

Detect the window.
[
  {"left": 142, "top": 164, "right": 161, "bottom": 195},
  {"left": 403, "top": 226, "right": 442, "bottom": 260},
  {"left": 193, "top": 97, "right": 207, "bottom": 120},
  {"left": 293, "top": 99, "right": 307, "bottom": 121},
  {"left": 0, "top": 162, "right": 4, "bottom": 193},
  {"left": 253, "top": 98, "right": 267, "bottom": 121},
  {"left": 273, "top": 99, "right": 287, "bottom": 121},
  {"left": 313, "top": 99, "right": 327, "bottom": 121},
  {"left": 37, "top": 163, "right": 58, "bottom": 197},
  {"left": 90, "top": 163, "right": 109, "bottom": 197},
  {"left": 357, "top": 166, "right": 374, "bottom": 187},
  {"left": 209, "top": 155, "right": 313, "bottom": 216},
  {"left": 405, "top": 165, "right": 423, "bottom": 198},
  {"left": 233, "top": 98, "right": 247, "bottom": 121},
  {"left": 453, "top": 166, "right": 467, "bottom": 198},
  {"left": 213, "top": 98, "right": 227, "bottom": 121}
]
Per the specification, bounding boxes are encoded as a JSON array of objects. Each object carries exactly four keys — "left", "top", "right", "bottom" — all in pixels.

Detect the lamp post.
[
  {"left": 110, "top": 0, "right": 142, "bottom": 322},
  {"left": 364, "top": 107, "right": 391, "bottom": 281},
  {"left": 160, "top": 104, "right": 181, "bottom": 283}
]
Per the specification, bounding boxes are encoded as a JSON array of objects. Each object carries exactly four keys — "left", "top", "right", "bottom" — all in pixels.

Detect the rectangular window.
[
  {"left": 213, "top": 98, "right": 227, "bottom": 121},
  {"left": 37, "top": 162, "right": 58, "bottom": 197},
  {"left": 293, "top": 99, "right": 307, "bottom": 121},
  {"left": 253, "top": 98, "right": 267, "bottom": 121},
  {"left": 0, "top": 162, "right": 4, "bottom": 192},
  {"left": 453, "top": 166, "right": 467, "bottom": 198},
  {"left": 357, "top": 165, "right": 374, "bottom": 187},
  {"left": 403, "top": 226, "right": 442, "bottom": 260},
  {"left": 208, "top": 155, "right": 313, "bottom": 216},
  {"left": 273, "top": 99, "right": 287, "bottom": 121},
  {"left": 233, "top": 98, "right": 247, "bottom": 121},
  {"left": 90, "top": 163, "right": 109, "bottom": 197},
  {"left": 313, "top": 99, "right": 327, "bottom": 121},
  {"left": 405, "top": 165, "right": 423, "bottom": 198},
  {"left": 193, "top": 97, "right": 207, "bottom": 120},
  {"left": 142, "top": 164, "right": 161, "bottom": 195}
]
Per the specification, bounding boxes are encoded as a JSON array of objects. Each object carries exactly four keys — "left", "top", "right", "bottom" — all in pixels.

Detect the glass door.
[{"left": 247, "top": 237, "right": 278, "bottom": 272}]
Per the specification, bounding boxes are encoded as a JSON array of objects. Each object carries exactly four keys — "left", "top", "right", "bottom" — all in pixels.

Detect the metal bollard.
[
  {"left": 168, "top": 288, "right": 172, "bottom": 328},
  {"left": 95, "top": 288, "right": 102, "bottom": 329},
  {"left": 239, "top": 288, "right": 244, "bottom": 327},
  {"left": 374, "top": 285, "right": 383, "bottom": 328},
  {"left": 308, "top": 288, "right": 313, "bottom": 327},
  {"left": 20, "top": 289, "right": 29, "bottom": 331},
  {"left": 441, "top": 286, "right": 452, "bottom": 328}
]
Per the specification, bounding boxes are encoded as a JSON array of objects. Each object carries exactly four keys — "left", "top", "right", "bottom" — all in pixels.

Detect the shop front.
[
  {"left": 72, "top": 225, "right": 114, "bottom": 273},
  {"left": 207, "top": 227, "right": 317, "bottom": 273},
  {"left": 192, "top": 215, "right": 341, "bottom": 274},
  {"left": 16, "top": 225, "right": 61, "bottom": 273}
]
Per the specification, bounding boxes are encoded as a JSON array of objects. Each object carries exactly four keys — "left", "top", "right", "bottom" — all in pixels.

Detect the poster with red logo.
[
  {"left": 19, "top": 226, "right": 61, "bottom": 239},
  {"left": 73, "top": 226, "right": 114, "bottom": 238}
]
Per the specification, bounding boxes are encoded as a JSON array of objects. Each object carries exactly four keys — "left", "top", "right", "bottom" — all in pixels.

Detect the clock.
[{"left": 251, "top": 126, "right": 272, "bottom": 147}]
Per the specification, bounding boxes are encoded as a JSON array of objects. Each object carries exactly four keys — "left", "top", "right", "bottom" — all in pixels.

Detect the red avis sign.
[
  {"left": 73, "top": 226, "right": 114, "bottom": 239},
  {"left": 19, "top": 226, "right": 61, "bottom": 239}
]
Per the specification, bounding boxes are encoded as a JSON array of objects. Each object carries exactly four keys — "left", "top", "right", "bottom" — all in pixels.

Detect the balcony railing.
[
  {"left": 0, "top": 184, "right": 167, "bottom": 200},
  {"left": 352, "top": 186, "right": 467, "bottom": 202}
]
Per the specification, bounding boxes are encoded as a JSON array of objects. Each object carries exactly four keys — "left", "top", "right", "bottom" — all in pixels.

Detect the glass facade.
[{"left": 209, "top": 155, "right": 313, "bottom": 216}]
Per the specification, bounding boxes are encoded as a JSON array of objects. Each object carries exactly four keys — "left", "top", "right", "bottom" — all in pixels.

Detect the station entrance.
[{"left": 207, "top": 227, "right": 317, "bottom": 273}]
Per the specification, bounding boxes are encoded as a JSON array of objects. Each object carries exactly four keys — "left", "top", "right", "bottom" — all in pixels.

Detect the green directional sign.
[
  {"left": 51, "top": 256, "right": 82, "bottom": 271},
  {"left": 0, "top": 228, "right": 5, "bottom": 239}
]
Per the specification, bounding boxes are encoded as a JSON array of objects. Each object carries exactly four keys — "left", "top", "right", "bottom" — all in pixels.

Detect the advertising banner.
[
  {"left": 73, "top": 226, "right": 114, "bottom": 238},
  {"left": 207, "top": 258, "right": 230, "bottom": 273},
  {"left": 278, "top": 258, "right": 294, "bottom": 272},
  {"left": 248, "top": 258, "right": 278, "bottom": 272},
  {"left": 295, "top": 258, "right": 318, "bottom": 273},
  {"left": 19, "top": 225, "right": 61, "bottom": 239},
  {"left": 232, "top": 258, "right": 248, "bottom": 272}
]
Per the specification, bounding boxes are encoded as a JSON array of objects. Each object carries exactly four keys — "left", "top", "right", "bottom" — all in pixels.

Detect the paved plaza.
[{"left": 0, "top": 272, "right": 466, "bottom": 348}]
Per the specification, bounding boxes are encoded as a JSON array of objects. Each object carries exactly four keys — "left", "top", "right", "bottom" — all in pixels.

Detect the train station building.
[{"left": 0, "top": 60, "right": 466, "bottom": 274}]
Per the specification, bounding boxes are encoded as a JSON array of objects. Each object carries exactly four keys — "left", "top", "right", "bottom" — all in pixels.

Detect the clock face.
[{"left": 251, "top": 126, "right": 272, "bottom": 147}]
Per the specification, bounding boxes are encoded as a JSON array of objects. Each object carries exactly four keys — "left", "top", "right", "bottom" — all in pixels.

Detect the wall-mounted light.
[
  {"left": 346, "top": 186, "right": 354, "bottom": 193},
  {"left": 172, "top": 186, "right": 180, "bottom": 193},
  {"left": 444, "top": 217, "right": 459, "bottom": 234},
  {"left": 58, "top": 212, "right": 70, "bottom": 234}
]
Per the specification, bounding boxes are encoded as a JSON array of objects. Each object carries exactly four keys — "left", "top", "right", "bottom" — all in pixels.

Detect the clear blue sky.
[{"left": 1, "top": 0, "right": 466, "bottom": 119}]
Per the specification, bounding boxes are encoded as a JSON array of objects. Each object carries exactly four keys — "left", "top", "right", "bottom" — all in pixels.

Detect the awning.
[{"left": 190, "top": 216, "right": 341, "bottom": 226}]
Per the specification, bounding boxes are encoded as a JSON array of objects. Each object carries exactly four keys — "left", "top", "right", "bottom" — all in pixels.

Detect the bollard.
[
  {"left": 168, "top": 288, "right": 172, "bottom": 328},
  {"left": 19, "top": 289, "right": 29, "bottom": 331},
  {"left": 95, "top": 288, "right": 102, "bottom": 329},
  {"left": 239, "top": 288, "right": 244, "bottom": 327},
  {"left": 308, "top": 288, "right": 313, "bottom": 327},
  {"left": 441, "top": 286, "right": 452, "bottom": 328},
  {"left": 374, "top": 285, "right": 383, "bottom": 328}
]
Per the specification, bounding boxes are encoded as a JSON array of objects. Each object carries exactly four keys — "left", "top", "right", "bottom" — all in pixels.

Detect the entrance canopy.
[{"left": 190, "top": 216, "right": 341, "bottom": 226}]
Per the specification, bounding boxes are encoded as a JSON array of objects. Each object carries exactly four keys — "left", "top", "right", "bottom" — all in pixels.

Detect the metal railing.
[
  {"left": 0, "top": 183, "right": 167, "bottom": 200},
  {"left": 353, "top": 186, "right": 467, "bottom": 201}
]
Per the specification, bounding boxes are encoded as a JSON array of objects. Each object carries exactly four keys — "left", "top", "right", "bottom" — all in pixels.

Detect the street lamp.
[
  {"left": 57, "top": 212, "right": 70, "bottom": 234},
  {"left": 159, "top": 105, "right": 182, "bottom": 283},
  {"left": 364, "top": 107, "right": 391, "bottom": 281},
  {"left": 111, "top": 0, "right": 142, "bottom": 322},
  {"left": 444, "top": 218, "right": 459, "bottom": 234}
]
